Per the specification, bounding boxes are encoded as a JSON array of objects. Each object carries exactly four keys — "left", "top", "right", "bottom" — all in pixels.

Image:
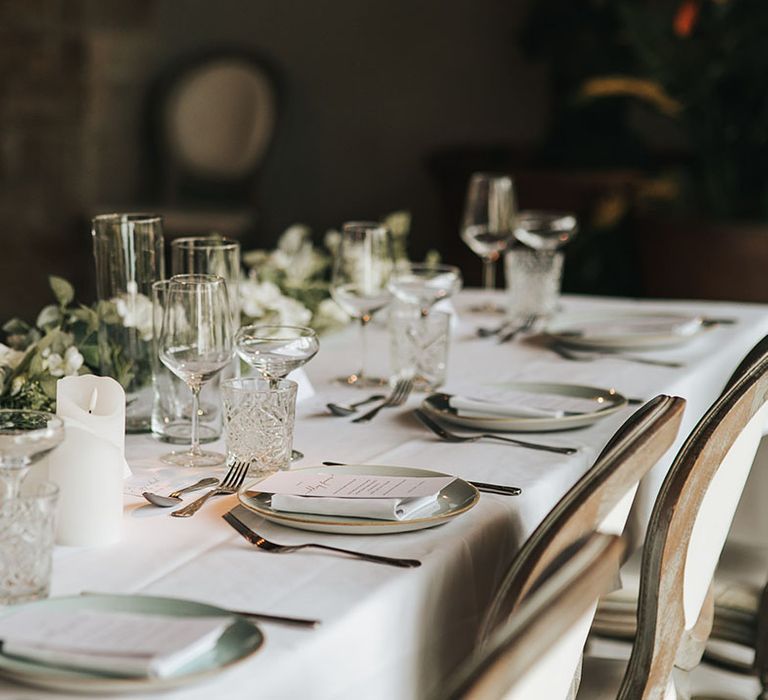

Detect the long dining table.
[{"left": 3, "top": 290, "right": 768, "bottom": 700}]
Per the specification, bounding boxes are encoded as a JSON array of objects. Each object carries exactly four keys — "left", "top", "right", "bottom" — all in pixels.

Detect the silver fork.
[
  {"left": 498, "top": 314, "right": 537, "bottom": 344},
  {"left": 171, "top": 461, "right": 251, "bottom": 518},
  {"left": 414, "top": 409, "right": 579, "bottom": 455},
  {"left": 223, "top": 511, "right": 421, "bottom": 568},
  {"left": 352, "top": 377, "right": 414, "bottom": 423}
]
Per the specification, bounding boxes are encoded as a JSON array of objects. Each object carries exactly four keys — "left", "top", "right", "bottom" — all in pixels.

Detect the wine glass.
[
  {"left": 234, "top": 324, "right": 319, "bottom": 461},
  {"left": 0, "top": 410, "right": 64, "bottom": 499},
  {"left": 330, "top": 221, "right": 395, "bottom": 386},
  {"left": 388, "top": 263, "right": 463, "bottom": 317},
  {"left": 514, "top": 211, "right": 578, "bottom": 251},
  {"left": 461, "top": 173, "right": 517, "bottom": 312},
  {"left": 159, "top": 274, "right": 233, "bottom": 467},
  {"left": 235, "top": 325, "right": 319, "bottom": 386}
]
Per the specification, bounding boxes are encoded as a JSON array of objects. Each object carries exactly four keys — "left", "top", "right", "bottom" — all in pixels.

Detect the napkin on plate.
[
  {"left": 568, "top": 316, "right": 702, "bottom": 339},
  {"left": 0, "top": 609, "right": 232, "bottom": 678},
  {"left": 270, "top": 493, "right": 439, "bottom": 521},
  {"left": 448, "top": 395, "right": 564, "bottom": 419}
]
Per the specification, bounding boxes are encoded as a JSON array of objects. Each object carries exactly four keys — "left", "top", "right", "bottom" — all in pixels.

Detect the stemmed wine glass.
[
  {"left": 461, "top": 173, "right": 517, "bottom": 312},
  {"left": 388, "top": 263, "right": 463, "bottom": 317},
  {"left": 234, "top": 324, "right": 319, "bottom": 461},
  {"left": 330, "top": 221, "right": 395, "bottom": 386},
  {"left": 159, "top": 274, "right": 233, "bottom": 467},
  {"left": 0, "top": 410, "right": 64, "bottom": 499}
]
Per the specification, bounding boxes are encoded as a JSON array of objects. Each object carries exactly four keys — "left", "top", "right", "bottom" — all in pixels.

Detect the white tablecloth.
[{"left": 3, "top": 291, "right": 768, "bottom": 700}]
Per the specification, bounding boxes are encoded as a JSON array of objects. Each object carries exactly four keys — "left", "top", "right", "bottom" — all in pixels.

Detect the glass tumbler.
[
  {"left": 92, "top": 214, "right": 165, "bottom": 433},
  {"left": 504, "top": 247, "right": 564, "bottom": 322},
  {"left": 150, "top": 280, "right": 221, "bottom": 444},
  {"left": 0, "top": 481, "right": 59, "bottom": 605},
  {"left": 390, "top": 306, "right": 451, "bottom": 392},
  {"left": 222, "top": 378, "right": 298, "bottom": 477}
]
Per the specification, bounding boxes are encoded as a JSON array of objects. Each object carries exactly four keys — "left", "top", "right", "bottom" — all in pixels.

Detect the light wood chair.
[
  {"left": 581, "top": 340, "right": 768, "bottom": 699},
  {"left": 479, "top": 394, "right": 686, "bottom": 642},
  {"left": 442, "top": 533, "right": 626, "bottom": 700}
]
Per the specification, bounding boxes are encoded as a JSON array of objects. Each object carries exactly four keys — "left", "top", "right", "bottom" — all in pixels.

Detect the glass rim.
[
  {"left": 171, "top": 235, "right": 240, "bottom": 251},
  {"left": 341, "top": 221, "right": 390, "bottom": 234},
  {"left": 92, "top": 213, "right": 163, "bottom": 225},
  {"left": 515, "top": 210, "right": 578, "bottom": 226},
  {"left": 168, "top": 273, "right": 227, "bottom": 287},
  {"left": 235, "top": 324, "right": 317, "bottom": 340},
  {"left": 221, "top": 377, "right": 298, "bottom": 393},
  {"left": 397, "top": 263, "right": 461, "bottom": 274},
  {"left": 469, "top": 171, "right": 514, "bottom": 183},
  {"left": 0, "top": 409, "right": 64, "bottom": 436}
]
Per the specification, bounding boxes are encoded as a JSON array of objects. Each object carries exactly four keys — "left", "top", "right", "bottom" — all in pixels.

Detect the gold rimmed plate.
[
  {"left": 238, "top": 464, "right": 479, "bottom": 535},
  {"left": 0, "top": 593, "right": 263, "bottom": 695},
  {"left": 422, "top": 382, "right": 627, "bottom": 433}
]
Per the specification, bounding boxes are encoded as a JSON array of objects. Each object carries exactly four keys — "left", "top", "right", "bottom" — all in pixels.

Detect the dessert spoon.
[{"left": 142, "top": 477, "right": 219, "bottom": 507}]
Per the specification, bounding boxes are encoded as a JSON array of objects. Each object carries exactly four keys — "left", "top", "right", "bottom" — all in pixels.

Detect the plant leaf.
[
  {"left": 36, "top": 305, "right": 63, "bottom": 331},
  {"left": 49, "top": 276, "right": 74, "bottom": 307}
]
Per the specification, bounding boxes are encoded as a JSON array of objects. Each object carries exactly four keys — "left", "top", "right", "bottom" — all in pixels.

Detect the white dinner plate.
[
  {"left": 0, "top": 594, "right": 262, "bottom": 695},
  {"left": 421, "top": 382, "right": 627, "bottom": 433},
  {"left": 545, "top": 310, "right": 705, "bottom": 350},
  {"left": 238, "top": 464, "right": 479, "bottom": 535}
]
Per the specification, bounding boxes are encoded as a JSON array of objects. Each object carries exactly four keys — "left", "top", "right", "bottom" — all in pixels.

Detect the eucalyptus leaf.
[
  {"left": 2, "top": 318, "right": 30, "bottom": 335},
  {"left": 36, "top": 305, "right": 63, "bottom": 331},
  {"left": 49, "top": 276, "right": 74, "bottom": 307}
]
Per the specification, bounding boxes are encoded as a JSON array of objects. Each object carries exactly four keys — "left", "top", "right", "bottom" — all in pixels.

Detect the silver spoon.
[
  {"left": 142, "top": 477, "right": 219, "bottom": 507},
  {"left": 326, "top": 393, "right": 386, "bottom": 417}
]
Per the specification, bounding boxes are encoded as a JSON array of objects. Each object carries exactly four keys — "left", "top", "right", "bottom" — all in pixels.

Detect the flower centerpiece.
[{"left": 0, "top": 212, "right": 421, "bottom": 412}]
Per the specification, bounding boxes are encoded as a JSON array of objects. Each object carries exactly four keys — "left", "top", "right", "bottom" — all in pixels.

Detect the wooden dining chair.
[
  {"left": 479, "top": 394, "right": 686, "bottom": 642},
  {"left": 441, "top": 533, "right": 625, "bottom": 700},
  {"left": 580, "top": 339, "right": 768, "bottom": 699}
]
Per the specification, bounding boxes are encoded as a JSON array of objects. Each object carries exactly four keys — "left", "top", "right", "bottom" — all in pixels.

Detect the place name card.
[{"left": 254, "top": 470, "right": 455, "bottom": 499}]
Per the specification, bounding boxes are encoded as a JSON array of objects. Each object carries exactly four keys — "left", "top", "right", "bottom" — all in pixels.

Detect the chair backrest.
[
  {"left": 479, "top": 394, "right": 685, "bottom": 641},
  {"left": 444, "top": 533, "right": 625, "bottom": 700},
  {"left": 618, "top": 346, "right": 768, "bottom": 699}
]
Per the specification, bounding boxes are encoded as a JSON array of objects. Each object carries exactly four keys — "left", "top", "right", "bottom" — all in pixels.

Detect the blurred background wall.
[{"left": 0, "top": 0, "right": 546, "bottom": 320}]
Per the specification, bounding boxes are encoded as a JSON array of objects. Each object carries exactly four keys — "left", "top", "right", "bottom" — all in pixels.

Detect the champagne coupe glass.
[
  {"left": 513, "top": 211, "right": 578, "bottom": 251},
  {"left": 0, "top": 410, "right": 64, "bottom": 499},
  {"left": 388, "top": 263, "right": 463, "bottom": 317},
  {"left": 461, "top": 173, "right": 517, "bottom": 312},
  {"left": 330, "top": 221, "right": 395, "bottom": 386},
  {"left": 159, "top": 274, "right": 233, "bottom": 467},
  {"left": 234, "top": 324, "right": 318, "bottom": 461},
  {"left": 235, "top": 325, "right": 319, "bottom": 387}
]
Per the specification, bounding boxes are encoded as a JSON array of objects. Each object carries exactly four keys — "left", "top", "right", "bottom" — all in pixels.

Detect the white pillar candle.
[{"left": 48, "top": 375, "right": 128, "bottom": 546}]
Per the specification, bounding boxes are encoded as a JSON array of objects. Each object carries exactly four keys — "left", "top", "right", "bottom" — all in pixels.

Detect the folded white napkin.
[
  {"left": 0, "top": 610, "right": 232, "bottom": 678},
  {"left": 270, "top": 494, "right": 438, "bottom": 521},
  {"left": 449, "top": 395, "right": 564, "bottom": 419},
  {"left": 572, "top": 316, "right": 701, "bottom": 338}
]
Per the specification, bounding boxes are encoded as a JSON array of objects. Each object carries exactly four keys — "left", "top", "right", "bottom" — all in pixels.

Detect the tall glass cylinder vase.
[
  {"left": 170, "top": 236, "right": 241, "bottom": 331},
  {"left": 92, "top": 214, "right": 165, "bottom": 433}
]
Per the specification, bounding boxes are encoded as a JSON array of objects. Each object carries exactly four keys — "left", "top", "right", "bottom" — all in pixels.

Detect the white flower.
[
  {"left": 42, "top": 346, "right": 82, "bottom": 378},
  {"left": 277, "top": 224, "right": 312, "bottom": 256},
  {"left": 324, "top": 229, "right": 341, "bottom": 254},
  {"left": 239, "top": 279, "right": 285, "bottom": 318},
  {"left": 383, "top": 211, "right": 411, "bottom": 238},
  {"left": 114, "top": 291, "right": 154, "bottom": 341},
  {"left": 315, "top": 298, "right": 349, "bottom": 326},
  {"left": 272, "top": 295, "right": 312, "bottom": 326},
  {"left": 239, "top": 279, "right": 312, "bottom": 326},
  {"left": 63, "top": 346, "right": 83, "bottom": 375},
  {"left": 0, "top": 343, "right": 25, "bottom": 370}
]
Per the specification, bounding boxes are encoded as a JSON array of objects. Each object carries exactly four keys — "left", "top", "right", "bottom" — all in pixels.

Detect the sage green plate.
[
  {"left": 422, "top": 382, "right": 627, "bottom": 432},
  {"left": 0, "top": 593, "right": 263, "bottom": 695}
]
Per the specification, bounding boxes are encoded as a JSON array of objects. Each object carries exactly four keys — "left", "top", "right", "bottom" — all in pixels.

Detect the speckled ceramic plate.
[{"left": 238, "top": 464, "right": 479, "bottom": 535}]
